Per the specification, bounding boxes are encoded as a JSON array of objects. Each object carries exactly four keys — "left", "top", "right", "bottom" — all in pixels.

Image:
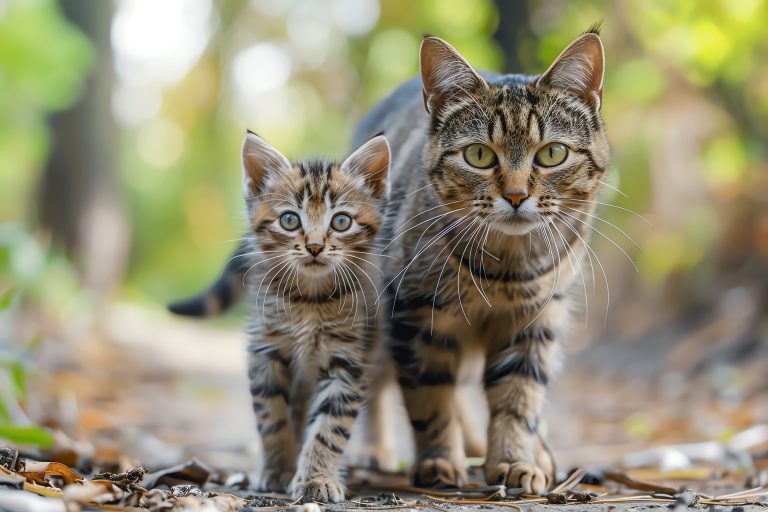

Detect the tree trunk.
[
  {"left": 38, "top": 0, "right": 128, "bottom": 294},
  {"left": 492, "top": 0, "right": 530, "bottom": 72}
]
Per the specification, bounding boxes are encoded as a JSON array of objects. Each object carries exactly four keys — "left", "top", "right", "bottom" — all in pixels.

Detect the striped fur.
[
  {"left": 173, "top": 133, "right": 390, "bottom": 503},
  {"left": 354, "top": 31, "right": 608, "bottom": 494}
]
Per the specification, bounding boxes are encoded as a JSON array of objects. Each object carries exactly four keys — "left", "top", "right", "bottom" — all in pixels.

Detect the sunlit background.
[{"left": 1, "top": 0, "right": 767, "bottom": 471}]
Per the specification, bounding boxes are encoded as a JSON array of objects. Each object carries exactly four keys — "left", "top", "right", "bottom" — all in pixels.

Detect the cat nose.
[
  {"left": 305, "top": 242, "right": 325, "bottom": 257},
  {"left": 503, "top": 191, "right": 530, "bottom": 209}
]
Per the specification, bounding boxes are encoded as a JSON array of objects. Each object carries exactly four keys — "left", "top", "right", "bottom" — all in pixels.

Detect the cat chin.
[
  {"left": 491, "top": 220, "right": 538, "bottom": 236},
  {"left": 300, "top": 262, "right": 334, "bottom": 276}
]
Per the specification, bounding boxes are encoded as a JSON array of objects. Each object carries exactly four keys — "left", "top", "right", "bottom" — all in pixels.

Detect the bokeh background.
[{"left": 1, "top": 0, "right": 767, "bottom": 473}]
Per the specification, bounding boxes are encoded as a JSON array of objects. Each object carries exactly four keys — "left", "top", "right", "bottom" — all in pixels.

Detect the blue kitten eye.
[
  {"left": 279, "top": 212, "right": 301, "bottom": 231},
  {"left": 331, "top": 213, "right": 352, "bottom": 232}
]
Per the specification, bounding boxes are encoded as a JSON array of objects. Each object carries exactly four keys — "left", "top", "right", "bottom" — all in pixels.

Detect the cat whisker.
[
  {"left": 518, "top": 222, "right": 561, "bottom": 333},
  {"left": 597, "top": 179, "right": 628, "bottom": 198},
  {"left": 243, "top": 254, "right": 286, "bottom": 286},
  {"left": 345, "top": 249, "right": 399, "bottom": 261},
  {"left": 340, "top": 260, "right": 370, "bottom": 326},
  {"left": 558, "top": 210, "right": 639, "bottom": 272},
  {"left": 379, "top": 202, "right": 470, "bottom": 253},
  {"left": 559, "top": 204, "right": 642, "bottom": 251},
  {"left": 549, "top": 218, "right": 589, "bottom": 325},
  {"left": 340, "top": 254, "right": 384, "bottom": 277},
  {"left": 404, "top": 182, "right": 435, "bottom": 198},
  {"left": 566, "top": 198, "right": 651, "bottom": 225},
  {"left": 386, "top": 213, "right": 471, "bottom": 311},
  {"left": 427, "top": 216, "right": 479, "bottom": 332},
  {"left": 556, "top": 213, "right": 611, "bottom": 325},
  {"left": 460, "top": 219, "right": 492, "bottom": 308}
]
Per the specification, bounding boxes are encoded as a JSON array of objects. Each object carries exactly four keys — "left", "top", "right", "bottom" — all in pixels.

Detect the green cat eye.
[
  {"left": 331, "top": 213, "right": 352, "bottom": 232},
  {"left": 279, "top": 211, "right": 301, "bottom": 231},
  {"left": 535, "top": 143, "right": 568, "bottom": 167},
  {"left": 463, "top": 143, "right": 498, "bottom": 169}
]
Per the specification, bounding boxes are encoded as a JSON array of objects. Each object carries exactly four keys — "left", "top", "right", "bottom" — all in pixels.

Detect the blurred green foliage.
[
  {"left": 0, "top": 0, "right": 766, "bottom": 312},
  {"left": 0, "top": 0, "right": 91, "bottom": 222},
  {"left": 0, "top": 228, "right": 56, "bottom": 448}
]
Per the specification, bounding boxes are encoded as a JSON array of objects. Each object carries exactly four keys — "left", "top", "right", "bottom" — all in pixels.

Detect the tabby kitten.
[
  {"left": 354, "top": 30, "right": 608, "bottom": 494},
  {"left": 171, "top": 132, "right": 390, "bottom": 503}
]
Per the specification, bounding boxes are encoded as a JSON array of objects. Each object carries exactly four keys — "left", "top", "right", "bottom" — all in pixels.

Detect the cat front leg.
[
  {"left": 389, "top": 310, "right": 467, "bottom": 488},
  {"left": 483, "top": 306, "right": 562, "bottom": 495}
]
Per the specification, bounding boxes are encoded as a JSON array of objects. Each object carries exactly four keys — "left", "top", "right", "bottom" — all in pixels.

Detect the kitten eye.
[
  {"left": 463, "top": 143, "right": 498, "bottom": 169},
  {"left": 279, "top": 211, "right": 301, "bottom": 231},
  {"left": 535, "top": 143, "right": 568, "bottom": 167},
  {"left": 331, "top": 213, "right": 352, "bottom": 232}
]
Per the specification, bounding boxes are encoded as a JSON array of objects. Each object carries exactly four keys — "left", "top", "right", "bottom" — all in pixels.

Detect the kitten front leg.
[
  {"left": 483, "top": 313, "right": 561, "bottom": 495},
  {"left": 248, "top": 344, "right": 297, "bottom": 493},
  {"left": 289, "top": 342, "right": 366, "bottom": 503}
]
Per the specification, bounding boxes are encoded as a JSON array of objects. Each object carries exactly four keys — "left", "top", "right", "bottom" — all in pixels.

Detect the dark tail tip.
[{"left": 168, "top": 298, "right": 207, "bottom": 317}]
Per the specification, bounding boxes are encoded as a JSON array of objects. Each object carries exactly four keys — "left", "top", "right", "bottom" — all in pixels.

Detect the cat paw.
[
  {"left": 487, "top": 461, "right": 548, "bottom": 495},
  {"left": 256, "top": 470, "right": 293, "bottom": 493},
  {"left": 290, "top": 476, "right": 345, "bottom": 503},
  {"left": 413, "top": 457, "right": 467, "bottom": 488}
]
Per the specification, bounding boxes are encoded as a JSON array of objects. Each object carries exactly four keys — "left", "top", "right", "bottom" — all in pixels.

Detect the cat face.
[
  {"left": 420, "top": 33, "right": 609, "bottom": 236},
  {"left": 241, "top": 133, "right": 389, "bottom": 279}
]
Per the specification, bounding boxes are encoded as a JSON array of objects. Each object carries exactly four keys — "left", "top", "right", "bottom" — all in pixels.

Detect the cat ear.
[
  {"left": 241, "top": 130, "right": 291, "bottom": 197},
  {"left": 341, "top": 135, "right": 390, "bottom": 199},
  {"left": 536, "top": 32, "right": 605, "bottom": 109},
  {"left": 420, "top": 36, "right": 487, "bottom": 114}
]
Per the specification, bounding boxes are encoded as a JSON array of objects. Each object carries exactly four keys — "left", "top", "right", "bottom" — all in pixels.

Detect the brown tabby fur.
[{"left": 354, "top": 30, "right": 608, "bottom": 494}]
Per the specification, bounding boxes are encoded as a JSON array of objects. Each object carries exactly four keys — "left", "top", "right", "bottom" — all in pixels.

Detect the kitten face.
[
  {"left": 241, "top": 133, "right": 389, "bottom": 281},
  {"left": 420, "top": 34, "right": 609, "bottom": 236}
]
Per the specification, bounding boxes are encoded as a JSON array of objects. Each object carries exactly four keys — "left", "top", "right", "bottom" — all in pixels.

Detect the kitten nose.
[
  {"left": 503, "top": 191, "right": 530, "bottom": 209},
  {"left": 305, "top": 242, "right": 325, "bottom": 257}
]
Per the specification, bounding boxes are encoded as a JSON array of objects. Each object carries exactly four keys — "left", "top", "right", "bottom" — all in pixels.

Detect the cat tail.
[{"left": 167, "top": 239, "right": 251, "bottom": 317}]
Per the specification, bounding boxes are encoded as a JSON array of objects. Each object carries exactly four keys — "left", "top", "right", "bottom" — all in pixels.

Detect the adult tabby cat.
[
  {"left": 354, "top": 30, "right": 608, "bottom": 494},
  {"left": 171, "top": 132, "right": 390, "bottom": 502}
]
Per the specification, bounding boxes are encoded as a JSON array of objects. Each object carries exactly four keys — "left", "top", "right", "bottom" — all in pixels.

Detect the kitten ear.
[
  {"left": 420, "top": 36, "right": 487, "bottom": 114},
  {"left": 341, "top": 135, "right": 390, "bottom": 199},
  {"left": 241, "top": 130, "right": 291, "bottom": 197},
  {"left": 536, "top": 32, "right": 605, "bottom": 109}
]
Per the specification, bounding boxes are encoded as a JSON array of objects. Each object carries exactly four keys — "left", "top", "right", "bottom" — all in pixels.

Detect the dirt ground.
[{"left": 9, "top": 301, "right": 768, "bottom": 510}]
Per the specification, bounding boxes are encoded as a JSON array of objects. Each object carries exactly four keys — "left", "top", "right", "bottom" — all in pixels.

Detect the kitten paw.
[
  {"left": 413, "top": 457, "right": 467, "bottom": 488},
  {"left": 256, "top": 470, "right": 293, "bottom": 493},
  {"left": 487, "top": 461, "right": 549, "bottom": 495},
  {"left": 291, "top": 477, "right": 345, "bottom": 503}
]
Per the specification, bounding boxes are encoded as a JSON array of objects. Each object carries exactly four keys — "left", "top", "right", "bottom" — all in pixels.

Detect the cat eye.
[
  {"left": 463, "top": 143, "right": 498, "bottom": 169},
  {"left": 535, "top": 143, "right": 568, "bottom": 167},
  {"left": 330, "top": 213, "right": 352, "bottom": 232},
  {"left": 279, "top": 211, "right": 301, "bottom": 231}
]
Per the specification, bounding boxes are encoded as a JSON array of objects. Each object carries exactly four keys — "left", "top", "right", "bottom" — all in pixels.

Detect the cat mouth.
[
  {"left": 304, "top": 259, "right": 327, "bottom": 267},
  {"left": 492, "top": 213, "right": 539, "bottom": 235}
]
